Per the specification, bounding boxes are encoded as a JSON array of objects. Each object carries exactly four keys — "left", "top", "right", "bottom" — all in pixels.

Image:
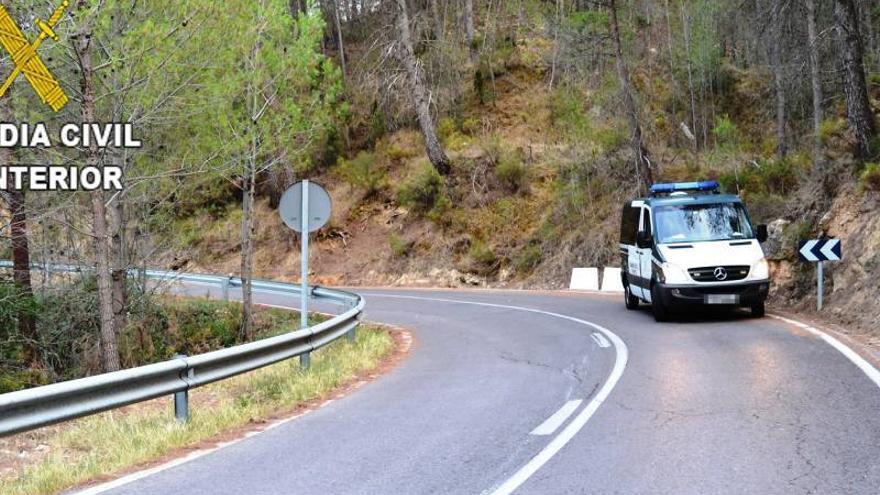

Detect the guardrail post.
[
  {"left": 347, "top": 300, "right": 358, "bottom": 343},
  {"left": 300, "top": 353, "right": 310, "bottom": 369},
  {"left": 221, "top": 277, "right": 231, "bottom": 301},
  {"left": 299, "top": 290, "right": 311, "bottom": 370},
  {"left": 174, "top": 354, "right": 191, "bottom": 423}
]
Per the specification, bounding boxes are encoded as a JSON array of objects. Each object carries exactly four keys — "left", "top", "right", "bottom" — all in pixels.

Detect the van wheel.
[
  {"left": 750, "top": 301, "right": 765, "bottom": 318},
  {"left": 624, "top": 284, "right": 639, "bottom": 310},
  {"left": 651, "top": 285, "right": 669, "bottom": 322}
]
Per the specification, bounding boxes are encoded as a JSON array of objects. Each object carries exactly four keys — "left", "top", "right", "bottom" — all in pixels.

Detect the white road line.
[
  {"left": 591, "top": 332, "right": 611, "bottom": 348},
  {"left": 769, "top": 314, "right": 880, "bottom": 389},
  {"left": 74, "top": 408, "right": 313, "bottom": 495},
  {"left": 530, "top": 400, "right": 583, "bottom": 436},
  {"left": 362, "top": 293, "right": 628, "bottom": 495}
]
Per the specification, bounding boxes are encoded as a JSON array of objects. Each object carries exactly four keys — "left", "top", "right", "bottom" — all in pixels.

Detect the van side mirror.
[
  {"left": 756, "top": 224, "right": 768, "bottom": 243},
  {"left": 636, "top": 230, "right": 652, "bottom": 249}
]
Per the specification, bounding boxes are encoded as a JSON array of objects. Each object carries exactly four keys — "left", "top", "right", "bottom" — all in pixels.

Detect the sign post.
[
  {"left": 798, "top": 238, "right": 841, "bottom": 312},
  {"left": 279, "top": 181, "right": 332, "bottom": 369},
  {"left": 299, "top": 180, "right": 310, "bottom": 367}
]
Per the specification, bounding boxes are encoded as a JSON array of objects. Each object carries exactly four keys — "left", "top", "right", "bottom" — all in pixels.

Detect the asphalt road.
[{"left": 84, "top": 287, "right": 880, "bottom": 495}]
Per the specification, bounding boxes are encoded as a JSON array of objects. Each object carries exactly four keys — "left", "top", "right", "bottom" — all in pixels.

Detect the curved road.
[{"left": 85, "top": 288, "right": 880, "bottom": 495}]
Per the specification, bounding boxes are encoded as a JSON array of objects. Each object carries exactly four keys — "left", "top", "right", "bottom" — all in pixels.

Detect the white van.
[{"left": 619, "top": 181, "right": 770, "bottom": 321}]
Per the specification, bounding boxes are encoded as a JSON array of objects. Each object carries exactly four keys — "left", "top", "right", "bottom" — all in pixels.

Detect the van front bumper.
[{"left": 655, "top": 280, "right": 770, "bottom": 307}]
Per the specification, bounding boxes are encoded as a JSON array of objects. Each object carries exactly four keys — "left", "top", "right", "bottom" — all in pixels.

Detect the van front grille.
[{"left": 688, "top": 265, "right": 750, "bottom": 282}]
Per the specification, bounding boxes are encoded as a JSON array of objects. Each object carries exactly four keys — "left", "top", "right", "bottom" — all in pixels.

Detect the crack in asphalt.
[
  {"left": 786, "top": 409, "right": 819, "bottom": 494},
  {"left": 497, "top": 352, "right": 595, "bottom": 390}
]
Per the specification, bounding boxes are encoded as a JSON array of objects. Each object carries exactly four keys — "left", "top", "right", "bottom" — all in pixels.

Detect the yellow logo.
[{"left": 0, "top": 0, "right": 69, "bottom": 112}]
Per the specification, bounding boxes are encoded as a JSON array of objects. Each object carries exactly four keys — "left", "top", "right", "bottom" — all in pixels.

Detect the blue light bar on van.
[{"left": 650, "top": 181, "right": 719, "bottom": 196}]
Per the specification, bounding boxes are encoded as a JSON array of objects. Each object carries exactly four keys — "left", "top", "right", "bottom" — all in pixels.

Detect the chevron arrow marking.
[
  {"left": 819, "top": 239, "right": 841, "bottom": 261},
  {"left": 799, "top": 240, "right": 819, "bottom": 262}
]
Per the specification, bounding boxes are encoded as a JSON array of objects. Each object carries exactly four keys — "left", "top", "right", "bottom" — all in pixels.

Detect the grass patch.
[
  {"left": 495, "top": 148, "right": 530, "bottom": 194},
  {"left": 860, "top": 163, "right": 880, "bottom": 192},
  {"left": 0, "top": 326, "right": 395, "bottom": 495},
  {"left": 336, "top": 151, "right": 386, "bottom": 196},
  {"left": 388, "top": 233, "right": 412, "bottom": 258},
  {"left": 396, "top": 162, "right": 450, "bottom": 220}
]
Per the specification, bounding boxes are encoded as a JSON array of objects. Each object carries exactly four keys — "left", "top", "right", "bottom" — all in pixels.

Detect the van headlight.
[
  {"left": 752, "top": 258, "right": 769, "bottom": 280},
  {"left": 660, "top": 262, "right": 690, "bottom": 284}
]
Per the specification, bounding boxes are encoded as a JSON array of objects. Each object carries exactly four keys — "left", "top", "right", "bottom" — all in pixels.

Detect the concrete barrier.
[
  {"left": 601, "top": 267, "right": 624, "bottom": 292},
  {"left": 569, "top": 268, "right": 599, "bottom": 291}
]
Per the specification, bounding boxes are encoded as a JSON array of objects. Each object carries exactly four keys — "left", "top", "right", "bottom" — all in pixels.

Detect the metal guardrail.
[{"left": 0, "top": 262, "right": 363, "bottom": 436}]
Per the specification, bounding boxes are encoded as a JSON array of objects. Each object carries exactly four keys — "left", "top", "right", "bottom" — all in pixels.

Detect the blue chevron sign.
[{"left": 798, "top": 238, "right": 842, "bottom": 262}]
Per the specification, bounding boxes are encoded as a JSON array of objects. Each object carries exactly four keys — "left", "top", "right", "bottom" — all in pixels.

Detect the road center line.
[
  {"left": 591, "top": 332, "right": 611, "bottom": 348},
  {"left": 530, "top": 400, "right": 583, "bottom": 436},
  {"left": 361, "top": 293, "right": 628, "bottom": 495}
]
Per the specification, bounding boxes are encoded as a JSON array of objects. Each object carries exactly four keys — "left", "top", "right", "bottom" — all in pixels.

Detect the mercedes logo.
[{"left": 713, "top": 267, "right": 728, "bottom": 281}]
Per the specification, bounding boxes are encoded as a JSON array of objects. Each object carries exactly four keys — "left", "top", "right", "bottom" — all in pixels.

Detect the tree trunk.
[
  {"left": 75, "top": 3, "right": 121, "bottom": 372},
  {"left": 333, "top": 0, "right": 347, "bottom": 80},
  {"left": 680, "top": 1, "right": 698, "bottom": 151},
  {"left": 806, "top": 0, "right": 824, "bottom": 165},
  {"left": 608, "top": 0, "right": 653, "bottom": 193},
  {"left": 240, "top": 161, "right": 255, "bottom": 341},
  {"left": 429, "top": 0, "right": 444, "bottom": 42},
  {"left": 663, "top": 0, "right": 677, "bottom": 119},
  {"left": 395, "top": 0, "right": 452, "bottom": 175},
  {"left": 771, "top": 0, "right": 787, "bottom": 159},
  {"left": 549, "top": 0, "right": 561, "bottom": 90},
  {"left": 109, "top": 4, "right": 128, "bottom": 340},
  {"left": 109, "top": 184, "right": 127, "bottom": 338},
  {"left": 240, "top": 2, "right": 266, "bottom": 342},
  {"left": 8, "top": 190, "right": 38, "bottom": 367},
  {"left": 859, "top": 0, "right": 878, "bottom": 73},
  {"left": 289, "top": 0, "right": 307, "bottom": 16},
  {"left": 834, "top": 0, "right": 876, "bottom": 158},
  {"left": 464, "top": 0, "right": 475, "bottom": 59},
  {"left": 0, "top": 96, "right": 38, "bottom": 368}
]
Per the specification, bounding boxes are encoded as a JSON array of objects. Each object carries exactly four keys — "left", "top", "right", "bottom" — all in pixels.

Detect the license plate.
[{"left": 706, "top": 294, "right": 738, "bottom": 304}]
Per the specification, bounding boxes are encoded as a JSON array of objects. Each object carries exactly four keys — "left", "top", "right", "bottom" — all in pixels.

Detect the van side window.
[
  {"left": 641, "top": 209, "right": 652, "bottom": 234},
  {"left": 620, "top": 205, "right": 640, "bottom": 245}
]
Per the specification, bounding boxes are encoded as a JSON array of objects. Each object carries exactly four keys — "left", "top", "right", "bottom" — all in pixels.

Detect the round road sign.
[{"left": 279, "top": 181, "right": 332, "bottom": 233}]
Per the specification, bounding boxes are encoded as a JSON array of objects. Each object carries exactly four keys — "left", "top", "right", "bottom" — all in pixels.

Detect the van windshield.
[{"left": 654, "top": 202, "right": 754, "bottom": 244}]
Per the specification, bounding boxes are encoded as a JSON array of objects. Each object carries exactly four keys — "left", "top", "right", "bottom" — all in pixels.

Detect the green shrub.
[
  {"left": 713, "top": 114, "right": 740, "bottom": 149},
  {"left": 741, "top": 192, "right": 788, "bottom": 223},
  {"left": 467, "top": 239, "right": 497, "bottom": 273},
  {"left": 550, "top": 88, "right": 590, "bottom": 139},
  {"left": 438, "top": 117, "right": 469, "bottom": 151},
  {"left": 496, "top": 149, "right": 529, "bottom": 193},
  {"left": 784, "top": 220, "right": 813, "bottom": 250},
  {"left": 818, "top": 117, "right": 847, "bottom": 144},
  {"left": 860, "top": 163, "right": 880, "bottom": 192},
  {"left": 513, "top": 244, "right": 542, "bottom": 274},
  {"left": 565, "top": 10, "right": 609, "bottom": 30},
  {"left": 397, "top": 163, "right": 448, "bottom": 215},
  {"left": 367, "top": 101, "right": 387, "bottom": 146},
  {"left": 163, "top": 299, "right": 241, "bottom": 356},
  {"left": 0, "top": 282, "right": 40, "bottom": 390},
  {"left": 0, "top": 369, "right": 48, "bottom": 394},
  {"left": 719, "top": 158, "right": 801, "bottom": 197},
  {"left": 384, "top": 144, "right": 417, "bottom": 161},
  {"left": 389, "top": 233, "right": 411, "bottom": 257},
  {"left": 482, "top": 134, "right": 503, "bottom": 164},
  {"left": 595, "top": 124, "right": 628, "bottom": 151},
  {"left": 337, "top": 151, "right": 385, "bottom": 195},
  {"left": 461, "top": 117, "right": 482, "bottom": 136},
  {"left": 438, "top": 117, "right": 457, "bottom": 142}
]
